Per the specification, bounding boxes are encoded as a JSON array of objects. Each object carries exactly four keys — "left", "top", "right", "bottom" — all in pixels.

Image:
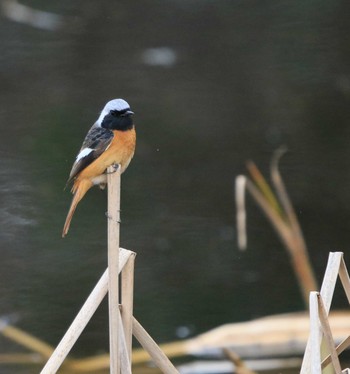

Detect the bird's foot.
[{"left": 106, "top": 164, "right": 120, "bottom": 174}]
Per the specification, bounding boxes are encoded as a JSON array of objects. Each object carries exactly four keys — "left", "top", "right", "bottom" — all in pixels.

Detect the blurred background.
[{"left": 1, "top": 0, "right": 350, "bottom": 372}]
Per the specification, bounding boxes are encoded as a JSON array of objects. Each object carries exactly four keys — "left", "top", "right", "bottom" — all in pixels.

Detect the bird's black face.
[{"left": 101, "top": 108, "right": 134, "bottom": 131}]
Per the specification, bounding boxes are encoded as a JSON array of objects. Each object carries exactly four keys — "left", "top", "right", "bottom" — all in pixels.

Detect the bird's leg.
[{"left": 106, "top": 163, "right": 120, "bottom": 174}]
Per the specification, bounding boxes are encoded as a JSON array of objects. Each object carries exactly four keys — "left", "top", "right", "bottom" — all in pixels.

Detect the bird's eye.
[{"left": 110, "top": 110, "right": 118, "bottom": 117}]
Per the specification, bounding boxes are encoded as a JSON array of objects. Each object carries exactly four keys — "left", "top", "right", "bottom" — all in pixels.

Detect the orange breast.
[{"left": 77, "top": 127, "right": 136, "bottom": 181}]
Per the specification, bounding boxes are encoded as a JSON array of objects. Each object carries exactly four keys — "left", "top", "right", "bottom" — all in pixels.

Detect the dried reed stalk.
[
  {"left": 0, "top": 353, "right": 45, "bottom": 364},
  {"left": 223, "top": 348, "right": 257, "bottom": 374},
  {"left": 0, "top": 323, "right": 54, "bottom": 358},
  {"left": 236, "top": 147, "right": 317, "bottom": 306}
]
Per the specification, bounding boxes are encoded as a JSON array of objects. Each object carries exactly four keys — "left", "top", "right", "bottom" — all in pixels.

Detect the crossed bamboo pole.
[{"left": 301, "top": 252, "right": 350, "bottom": 373}]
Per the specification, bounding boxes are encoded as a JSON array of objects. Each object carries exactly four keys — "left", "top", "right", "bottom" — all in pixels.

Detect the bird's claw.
[{"left": 106, "top": 164, "right": 120, "bottom": 174}]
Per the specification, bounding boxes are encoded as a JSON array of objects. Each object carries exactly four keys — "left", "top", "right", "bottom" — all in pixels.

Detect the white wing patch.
[{"left": 76, "top": 147, "right": 93, "bottom": 161}]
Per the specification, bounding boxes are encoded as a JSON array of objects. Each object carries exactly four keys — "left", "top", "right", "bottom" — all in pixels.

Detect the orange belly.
[{"left": 77, "top": 128, "right": 136, "bottom": 182}]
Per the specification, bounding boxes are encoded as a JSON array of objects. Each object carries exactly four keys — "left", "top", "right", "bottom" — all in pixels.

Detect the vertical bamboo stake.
[
  {"left": 121, "top": 253, "right": 136, "bottom": 364},
  {"left": 309, "top": 292, "right": 322, "bottom": 374},
  {"left": 107, "top": 164, "right": 121, "bottom": 374},
  {"left": 118, "top": 309, "right": 132, "bottom": 374}
]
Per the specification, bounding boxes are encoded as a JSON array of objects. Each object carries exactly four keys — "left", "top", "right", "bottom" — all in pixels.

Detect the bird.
[{"left": 62, "top": 98, "right": 136, "bottom": 238}]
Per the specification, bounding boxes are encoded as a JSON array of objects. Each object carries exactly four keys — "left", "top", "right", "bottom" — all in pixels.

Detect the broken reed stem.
[
  {"left": 223, "top": 348, "right": 257, "bottom": 374},
  {"left": 270, "top": 148, "right": 317, "bottom": 296},
  {"left": 236, "top": 176, "right": 247, "bottom": 250},
  {"left": 289, "top": 249, "right": 318, "bottom": 307},
  {"left": 246, "top": 161, "right": 283, "bottom": 217},
  {"left": 244, "top": 177, "right": 317, "bottom": 306},
  {"left": 107, "top": 164, "right": 121, "bottom": 374},
  {"left": 270, "top": 147, "right": 301, "bottom": 236}
]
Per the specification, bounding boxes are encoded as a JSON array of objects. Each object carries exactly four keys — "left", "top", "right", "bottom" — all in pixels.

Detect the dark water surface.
[{"left": 1, "top": 1, "right": 350, "bottom": 372}]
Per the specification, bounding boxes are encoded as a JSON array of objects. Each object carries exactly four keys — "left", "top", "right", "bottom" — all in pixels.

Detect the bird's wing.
[{"left": 67, "top": 123, "right": 114, "bottom": 184}]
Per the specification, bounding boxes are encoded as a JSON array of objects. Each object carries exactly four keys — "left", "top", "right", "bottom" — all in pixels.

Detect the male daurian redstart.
[{"left": 62, "top": 98, "right": 136, "bottom": 238}]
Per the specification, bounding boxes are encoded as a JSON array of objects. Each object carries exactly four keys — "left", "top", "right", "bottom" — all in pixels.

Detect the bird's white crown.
[{"left": 97, "top": 98, "right": 130, "bottom": 125}]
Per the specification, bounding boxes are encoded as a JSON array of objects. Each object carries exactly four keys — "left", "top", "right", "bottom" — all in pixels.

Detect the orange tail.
[{"left": 62, "top": 179, "right": 93, "bottom": 238}]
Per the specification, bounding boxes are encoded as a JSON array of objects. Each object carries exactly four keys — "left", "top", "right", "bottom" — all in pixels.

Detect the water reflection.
[{"left": 1, "top": 1, "right": 350, "bottom": 372}]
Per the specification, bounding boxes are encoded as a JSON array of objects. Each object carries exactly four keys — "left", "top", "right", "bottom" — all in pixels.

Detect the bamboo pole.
[
  {"left": 40, "top": 249, "right": 133, "bottom": 374},
  {"left": 338, "top": 256, "right": 350, "bottom": 302},
  {"left": 309, "top": 292, "right": 322, "bottom": 374},
  {"left": 40, "top": 270, "right": 109, "bottom": 374},
  {"left": 107, "top": 164, "right": 121, "bottom": 374},
  {"left": 132, "top": 317, "right": 179, "bottom": 374},
  {"left": 118, "top": 309, "right": 131, "bottom": 374},
  {"left": 317, "top": 294, "right": 341, "bottom": 373},
  {"left": 301, "top": 252, "right": 344, "bottom": 374},
  {"left": 121, "top": 253, "right": 136, "bottom": 364},
  {"left": 322, "top": 336, "right": 350, "bottom": 368}
]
